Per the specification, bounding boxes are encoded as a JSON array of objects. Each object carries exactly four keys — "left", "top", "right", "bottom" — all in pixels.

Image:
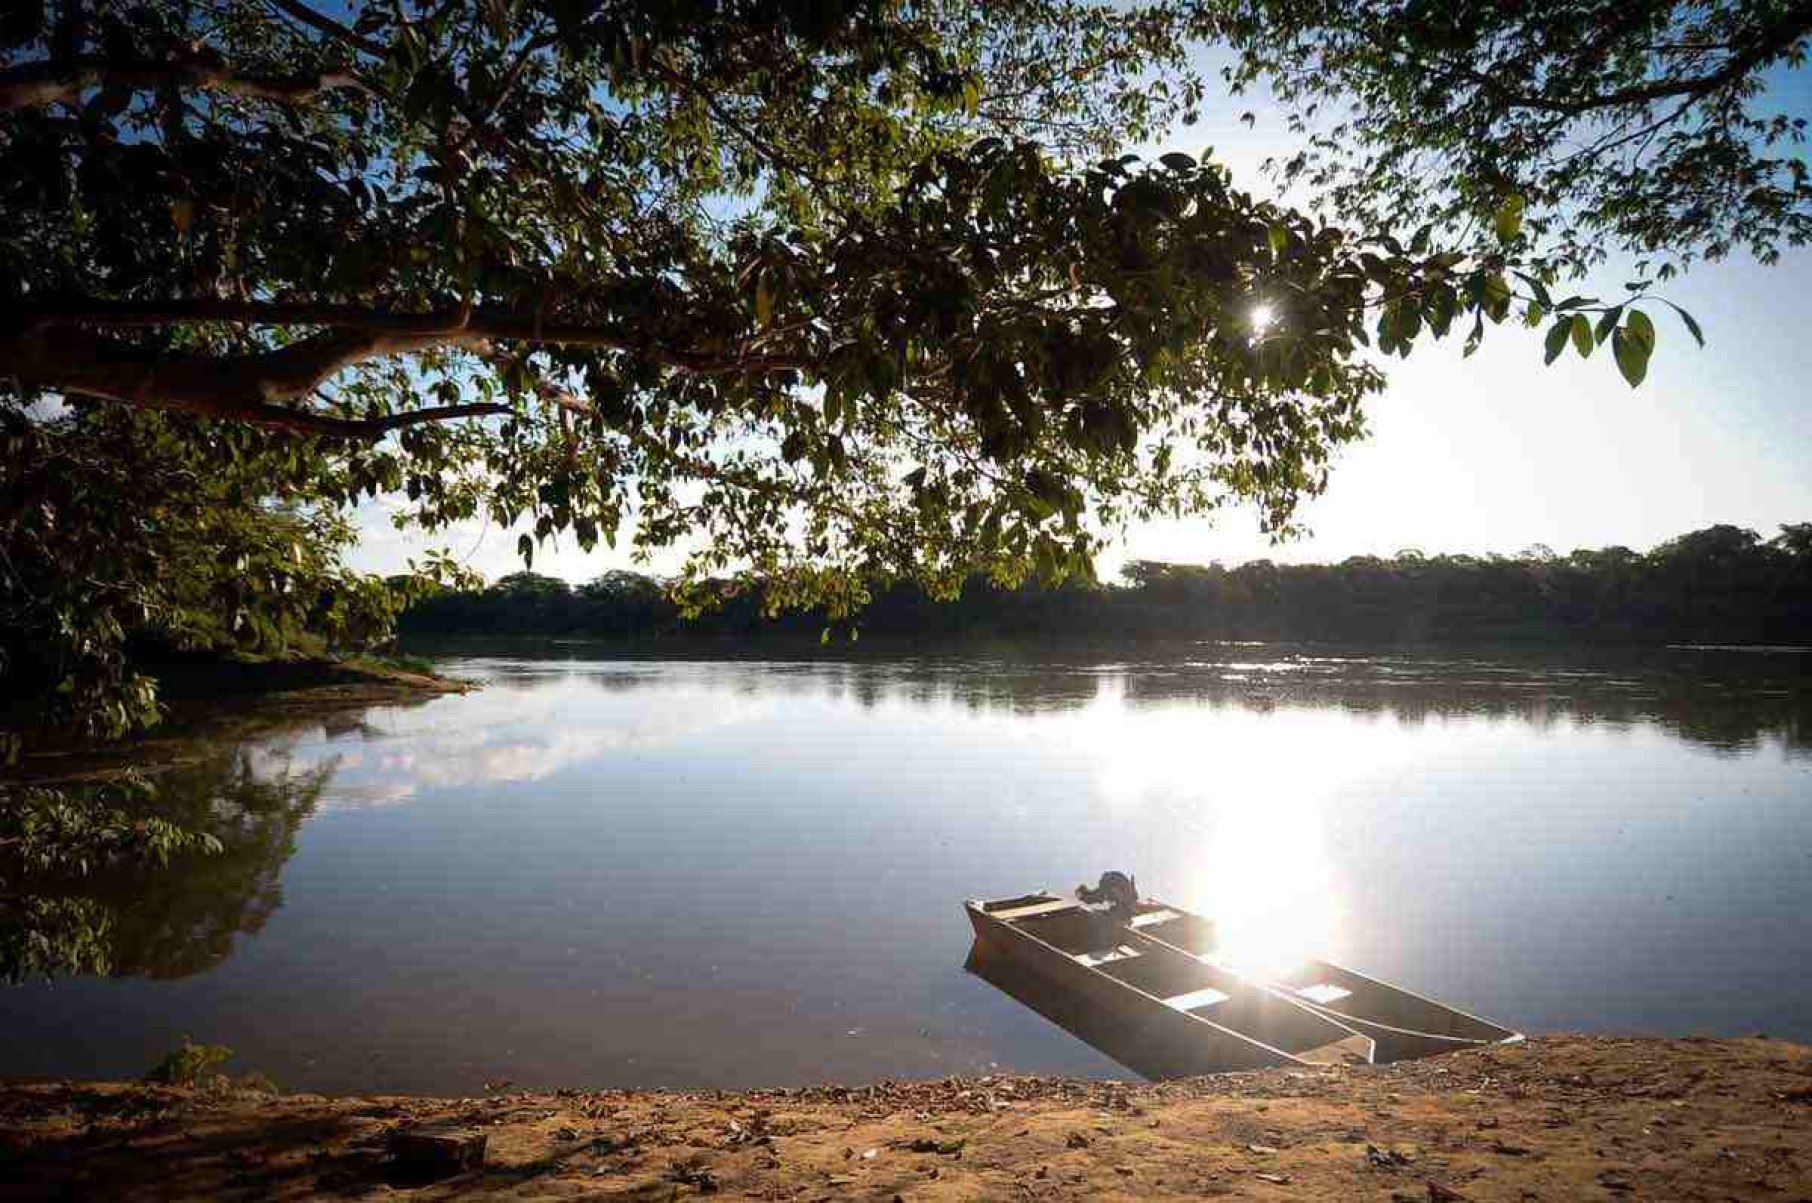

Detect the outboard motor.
[{"left": 1077, "top": 870, "right": 1139, "bottom": 917}]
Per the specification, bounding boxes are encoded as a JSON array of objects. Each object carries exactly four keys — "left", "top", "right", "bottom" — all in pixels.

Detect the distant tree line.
[{"left": 398, "top": 524, "right": 1812, "bottom": 647}]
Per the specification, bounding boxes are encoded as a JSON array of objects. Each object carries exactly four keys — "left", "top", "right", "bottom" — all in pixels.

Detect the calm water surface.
[{"left": 4, "top": 646, "right": 1810, "bottom": 1092}]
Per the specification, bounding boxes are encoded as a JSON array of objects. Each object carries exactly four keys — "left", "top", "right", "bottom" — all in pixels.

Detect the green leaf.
[
  {"left": 1625, "top": 308, "right": 1656, "bottom": 353},
  {"left": 1594, "top": 305, "right": 1624, "bottom": 343},
  {"left": 754, "top": 272, "right": 773, "bottom": 326},
  {"left": 1570, "top": 314, "right": 1594, "bottom": 358},
  {"left": 1512, "top": 270, "right": 1552, "bottom": 309},
  {"left": 1493, "top": 193, "right": 1525, "bottom": 243},
  {"left": 1612, "top": 327, "right": 1649, "bottom": 387},
  {"left": 1543, "top": 318, "right": 1571, "bottom": 365},
  {"left": 1482, "top": 273, "right": 1512, "bottom": 321},
  {"left": 1267, "top": 223, "right": 1289, "bottom": 257},
  {"left": 961, "top": 76, "right": 982, "bottom": 117},
  {"left": 1665, "top": 302, "right": 1704, "bottom": 347}
]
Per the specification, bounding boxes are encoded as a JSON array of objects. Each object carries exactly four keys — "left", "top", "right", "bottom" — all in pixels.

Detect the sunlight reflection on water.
[
  {"left": 2, "top": 646, "right": 1809, "bottom": 1094},
  {"left": 1067, "top": 684, "right": 1383, "bottom": 972}
]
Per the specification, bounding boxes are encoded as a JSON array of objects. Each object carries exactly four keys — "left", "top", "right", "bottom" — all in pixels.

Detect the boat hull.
[{"left": 965, "top": 899, "right": 1372, "bottom": 1076}]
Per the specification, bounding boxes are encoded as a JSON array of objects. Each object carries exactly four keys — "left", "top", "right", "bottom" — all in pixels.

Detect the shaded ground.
[{"left": 2, "top": 1037, "right": 1808, "bottom": 1200}]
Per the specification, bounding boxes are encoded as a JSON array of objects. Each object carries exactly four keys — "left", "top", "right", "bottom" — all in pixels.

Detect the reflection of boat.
[
  {"left": 965, "top": 895, "right": 1375, "bottom": 1074},
  {"left": 1112, "top": 895, "right": 1523, "bottom": 1063}
]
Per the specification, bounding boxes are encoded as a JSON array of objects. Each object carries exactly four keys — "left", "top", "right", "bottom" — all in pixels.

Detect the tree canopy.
[
  {"left": 1210, "top": 0, "right": 1812, "bottom": 275},
  {"left": 1, "top": 0, "right": 1800, "bottom": 740}
]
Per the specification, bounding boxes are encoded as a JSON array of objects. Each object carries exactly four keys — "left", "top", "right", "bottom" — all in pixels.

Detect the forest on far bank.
[{"left": 398, "top": 523, "right": 1812, "bottom": 648}]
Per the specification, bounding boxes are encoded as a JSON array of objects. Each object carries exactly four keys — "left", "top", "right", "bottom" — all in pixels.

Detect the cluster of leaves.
[
  {"left": 144, "top": 1038, "right": 235, "bottom": 1086},
  {"left": 0, "top": 0, "right": 1215, "bottom": 739},
  {"left": 1209, "top": 0, "right": 1812, "bottom": 276},
  {"left": 0, "top": 404, "right": 469, "bottom": 742}
]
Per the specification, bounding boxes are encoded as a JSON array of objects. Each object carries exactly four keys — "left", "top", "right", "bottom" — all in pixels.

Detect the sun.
[{"left": 1249, "top": 301, "right": 1278, "bottom": 331}]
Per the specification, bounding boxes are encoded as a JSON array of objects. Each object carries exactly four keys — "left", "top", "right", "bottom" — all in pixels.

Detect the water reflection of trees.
[
  {"left": 1, "top": 747, "right": 332, "bottom": 983},
  {"left": 6, "top": 651, "right": 1799, "bottom": 984},
  {"left": 1112, "top": 671, "right": 1812, "bottom": 756},
  {"left": 571, "top": 651, "right": 1812, "bottom": 755}
]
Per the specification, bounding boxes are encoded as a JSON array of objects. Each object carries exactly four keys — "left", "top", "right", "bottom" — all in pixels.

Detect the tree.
[
  {"left": 1, "top": 403, "right": 461, "bottom": 737},
  {"left": 1209, "top": 0, "right": 1812, "bottom": 276},
  {"left": 0, "top": 0, "right": 1694, "bottom": 740}
]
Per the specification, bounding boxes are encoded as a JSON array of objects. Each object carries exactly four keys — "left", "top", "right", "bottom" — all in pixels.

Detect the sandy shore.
[{"left": 3, "top": 1037, "right": 1808, "bottom": 1199}]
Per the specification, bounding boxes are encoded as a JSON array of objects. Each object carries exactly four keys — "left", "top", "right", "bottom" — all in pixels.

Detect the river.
[{"left": 3, "top": 645, "right": 1808, "bottom": 1093}]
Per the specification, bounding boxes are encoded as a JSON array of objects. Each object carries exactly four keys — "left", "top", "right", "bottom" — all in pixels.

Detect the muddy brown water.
[{"left": 3, "top": 644, "right": 1809, "bottom": 1094}]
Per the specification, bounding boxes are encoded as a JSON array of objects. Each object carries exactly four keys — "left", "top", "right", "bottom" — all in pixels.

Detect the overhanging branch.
[
  {"left": 1405, "top": 4, "right": 1812, "bottom": 117},
  {"left": 0, "top": 322, "right": 507, "bottom": 439},
  {"left": 21, "top": 297, "right": 814, "bottom": 375},
  {"left": 0, "top": 56, "right": 370, "bottom": 110},
  {"left": 2, "top": 295, "right": 816, "bottom": 438}
]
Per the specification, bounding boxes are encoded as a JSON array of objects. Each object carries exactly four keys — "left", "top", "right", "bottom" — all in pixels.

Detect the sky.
[{"left": 346, "top": 47, "right": 1812, "bottom": 584}]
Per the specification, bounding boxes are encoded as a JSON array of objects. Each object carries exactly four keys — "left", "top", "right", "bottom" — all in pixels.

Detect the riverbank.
[
  {"left": 12, "top": 655, "right": 470, "bottom": 786},
  {"left": 3, "top": 1037, "right": 1808, "bottom": 1199}
]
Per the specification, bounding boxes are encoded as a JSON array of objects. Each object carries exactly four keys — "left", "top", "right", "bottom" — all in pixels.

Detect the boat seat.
[
  {"left": 1162, "top": 986, "right": 1229, "bottom": 1011},
  {"left": 988, "top": 898, "right": 1079, "bottom": 922},
  {"left": 1296, "top": 983, "right": 1353, "bottom": 1005},
  {"left": 1128, "top": 909, "right": 1180, "bottom": 928},
  {"left": 1074, "top": 945, "right": 1141, "bottom": 967}
]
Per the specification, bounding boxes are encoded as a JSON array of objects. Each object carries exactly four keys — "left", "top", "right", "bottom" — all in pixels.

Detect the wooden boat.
[
  {"left": 965, "top": 893, "right": 1375, "bottom": 1074},
  {"left": 1110, "top": 896, "right": 1523, "bottom": 1063}
]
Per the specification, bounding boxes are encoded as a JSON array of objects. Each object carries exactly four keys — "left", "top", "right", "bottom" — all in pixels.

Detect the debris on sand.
[{"left": 3, "top": 1037, "right": 1809, "bottom": 1200}]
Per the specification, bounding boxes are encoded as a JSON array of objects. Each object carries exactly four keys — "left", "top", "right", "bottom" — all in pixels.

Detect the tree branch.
[
  {"left": 0, "top": 322, "right": 508, "bottom": 438},
  {"left": 263, "top": 0, "right": 389, "bottom": 59},
  {"left": 647, "top": 59, "right": 834, "bottom": 190},
  {"left": 2, "top": 292, "right": 817, "bottom": 436},
  {"left": 19, "top": 297, "right": 813, "bottom": 375},
  {"left": 0, "top": 56, "right": 369, "bottom": 110},
  {"left": 1421, "top": 5, "right": 1812, "bottom": 116}
]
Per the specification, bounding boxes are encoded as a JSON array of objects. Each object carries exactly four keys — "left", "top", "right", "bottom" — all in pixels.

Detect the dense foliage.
[
  {"left": 1210, "top": 0, "right": 1812, "bottom": 276},
  {"left": 0, "top": 0, "right": 1710, "bottom": 746},
  {"left": 401, "top": 523, "right": 1812, "bottom": 646},
  {"left": 0, "top": 407, "right": 465, "bottom": 739}
]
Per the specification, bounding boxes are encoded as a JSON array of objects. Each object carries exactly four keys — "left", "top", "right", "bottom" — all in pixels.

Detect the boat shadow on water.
[{"left": 966, "top": 937, "right": 1240, "bottom": 1080}]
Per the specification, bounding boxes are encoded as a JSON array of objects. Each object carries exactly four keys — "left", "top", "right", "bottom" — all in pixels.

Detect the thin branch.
[
  {"left": 1406, "top": 5, "right": 1812, "bottom": 116},
  {"left": 1555, "top": 93, "right": 1701, "bottom": 171},
  {"left": 646, "top": 59, "right": 834, "bottom": 190},
  {"left": 264, "top": 0, "right": 389, "bottom": 59}
]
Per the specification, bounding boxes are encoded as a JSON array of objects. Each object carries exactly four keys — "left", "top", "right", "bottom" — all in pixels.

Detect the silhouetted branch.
[{"left": 0, "top": 56, "right": 369, "bottom": 109}]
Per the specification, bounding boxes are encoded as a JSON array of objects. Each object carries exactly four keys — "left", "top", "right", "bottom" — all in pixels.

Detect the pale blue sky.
[{"left": 348, "top": 46, "right": 1812, "bottom": 582}]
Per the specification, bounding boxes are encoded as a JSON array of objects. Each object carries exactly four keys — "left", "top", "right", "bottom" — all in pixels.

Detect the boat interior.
[
  {"left": 1121, "top": 899, "right": 1517, "bottom": 1044},
  {"left": 980, "top": 896, "right": 1371, "bottom": 1064},
  {"left": 1268, "top": 960, "right": 1516, "bottom": 1042}
]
